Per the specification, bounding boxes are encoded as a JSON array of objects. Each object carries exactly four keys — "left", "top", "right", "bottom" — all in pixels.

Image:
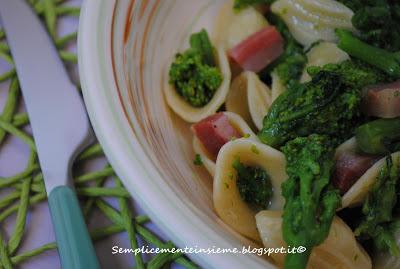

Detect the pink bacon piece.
[
  {"left": 229, "top": 25, "right": 284, "bottom": 73},
  {"left": 364, "top": 80, "right": 400, "bottom": 118},
  {"left": 333, "top": 151, "right": 380, "bottom": 194},
  {"left": 192, "top": 113, "right": 242, "bottom": 158}
]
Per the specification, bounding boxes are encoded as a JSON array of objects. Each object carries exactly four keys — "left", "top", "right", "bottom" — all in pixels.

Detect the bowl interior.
[
  {"left": 122, "top": 0, "right": 223, "bottom": 224},
  {"left": 79, "top": 0, "right": 275, "bottom": 268}
]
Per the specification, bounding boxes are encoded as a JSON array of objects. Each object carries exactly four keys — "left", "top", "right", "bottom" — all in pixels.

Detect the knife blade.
[
  {"left": 0, "top": 0, "right": 89, "bottom": 192},
  {"left": 0, "top": 0, "right": 100, "bottom": 268}
]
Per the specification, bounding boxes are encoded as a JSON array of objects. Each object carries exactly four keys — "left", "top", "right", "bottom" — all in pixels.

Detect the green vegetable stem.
[
  {"left": 189, "top": 29, "right": 215, "bottom": 67},
  {"left": 336, "top": 29, "right": 400, "bottom": 78},
  {"left": 281, "top": 134, "right": 341, "bottom": 269},
  {"left": 337, "top": 0, "right": 400, "bottom": 52},
  {"left": 355, "top": 118, "right": 400, "bottom": 155}
]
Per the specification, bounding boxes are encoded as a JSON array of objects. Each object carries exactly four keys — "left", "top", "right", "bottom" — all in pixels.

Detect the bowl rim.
[{"left": 78, "top": 1, "right": 273, "bottom": 268}]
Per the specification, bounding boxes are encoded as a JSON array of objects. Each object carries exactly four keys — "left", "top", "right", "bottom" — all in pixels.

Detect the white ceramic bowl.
[{"left": 78, "top": 0, "right": 274, "bottom": 268}]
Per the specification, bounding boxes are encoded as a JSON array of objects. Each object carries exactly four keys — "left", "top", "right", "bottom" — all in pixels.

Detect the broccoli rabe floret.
[
  {"left": 281, "top": 134, "right": 341, "bottom": 269},
  {"left": 169, "top": 30, "right": 222, "bottom": 107},
  {"left": 307, "top": 59, "right": 390, "bottom": 90},
  {"left": 258, "top": 59, "right": 391, "bottom": 148},
  {"left": 258, "top": 70, "right": 360, "bottom": 148},
  {"left": 233, "top": 158, "right": 272, "bottom": 210}
]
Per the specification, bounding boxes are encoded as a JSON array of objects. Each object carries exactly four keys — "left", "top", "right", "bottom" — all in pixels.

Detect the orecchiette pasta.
[
  {"left": 164, "top": 45, "right": 231, "bottom": 123},
  {"left": 213, "top": 139, "right": 287, "bottom": 241},
  {"left": 212, "top": 0, "right": 268, "bottom": 50},
  {"left": 256, "top": 211, "right": 372, "bottom": 269},
  {"left": 342, "top": 152, "right": 400, "bottom": 208},
  {"left": 271, "top": 70, "right": 286, "bottom": 101},
  {"left": 226, "top": 71, "right": 272, "bottom": 130},
  {"left": 334, "top": 136, "right": 357, "bottom": 159},
  {"left": 192, "top": 112, "right": 258, "bottom": 177},
  {"left": 300, "top": 42, "right": 349, "bottom": 82},
  {"left": 271, "top": 0, "right": 355, "bottom": 47}
]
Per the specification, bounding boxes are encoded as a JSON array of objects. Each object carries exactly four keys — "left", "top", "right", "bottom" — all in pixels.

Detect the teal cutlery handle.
[{"left": 48, "top": 186, "right": 100, "bottom": 269}]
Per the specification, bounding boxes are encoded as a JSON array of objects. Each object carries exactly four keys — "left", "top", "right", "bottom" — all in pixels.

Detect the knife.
[{"left": 0, "top": 0, "right": 100, "bottom": 268}]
